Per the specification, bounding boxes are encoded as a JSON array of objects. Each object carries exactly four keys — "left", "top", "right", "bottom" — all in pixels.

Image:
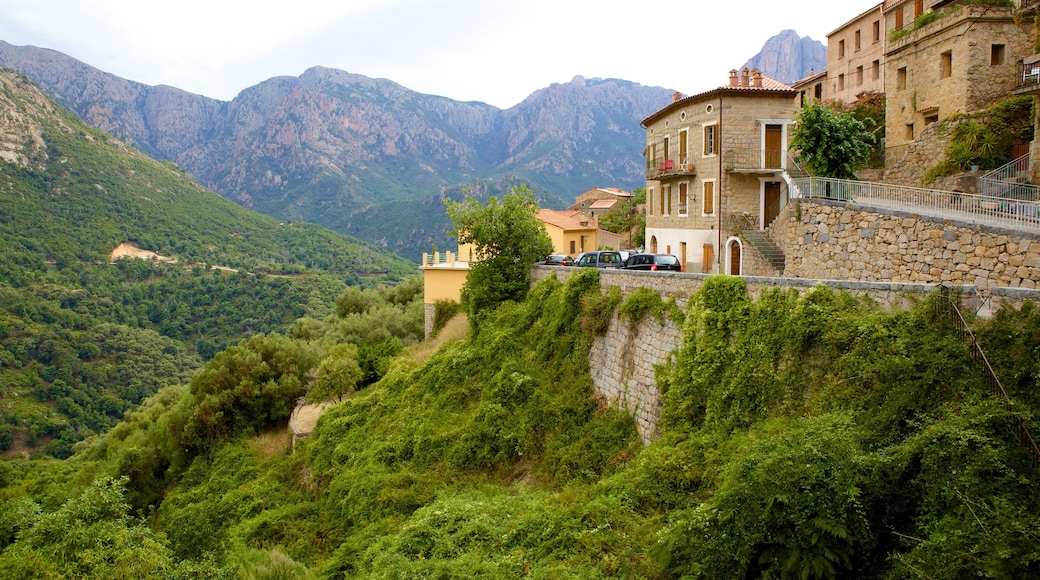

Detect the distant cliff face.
[
  {"left": 0, "top": 37, "right": 810, "bottom": 258},
  {"left": 741, "top": 30, "right": 826, "bottom": 85}
]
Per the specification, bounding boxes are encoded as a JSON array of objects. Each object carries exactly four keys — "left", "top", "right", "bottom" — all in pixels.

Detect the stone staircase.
[{"left": 741, "top": 229, "right": 786, "bottom": 273}]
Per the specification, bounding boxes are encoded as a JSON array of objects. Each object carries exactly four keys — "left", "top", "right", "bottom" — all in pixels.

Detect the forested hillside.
[
  {"left": 0, "top": 70, "right": 418, "bottom": 457},
  {"left": 1, "top": 270, "right": 1038, "bottom": 578}
]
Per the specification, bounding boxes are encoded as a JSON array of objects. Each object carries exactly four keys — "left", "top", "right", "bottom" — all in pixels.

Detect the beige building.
[
  {"left": 792, "top": 70, "right": 827, "bottom": 108},
  {"left": 536, "top": 209, "right": 600, "bottom": 256},
  {"left": 883, "top": 0, "right": 1034, "bottom": 181},
  {"left": 827, "top": 3, "right": 886, "bottom": 104},
  {"left": 641, "top": 69, "right": 800, "bottom": 275}
]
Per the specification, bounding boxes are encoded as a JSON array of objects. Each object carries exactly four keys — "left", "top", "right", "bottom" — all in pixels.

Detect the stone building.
[
  {"left": 792, "top": 70, "right": 827, "bottom": 108},
  {"left": 883, "top": 0, "right": 1034, "bottom": 185},
  {"left": 827, "top": 2, "right": 886, "bottom": 104},
  {"left": 567, "top": 187, "right": 633, "bottom": 214},
  {"left": 641, "top": 69, "right": 800, "bottom": 275}
]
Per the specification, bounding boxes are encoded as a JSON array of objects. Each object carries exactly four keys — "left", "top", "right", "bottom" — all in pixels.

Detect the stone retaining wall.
[
  {"left": 533, "top": 265, "right": 1040, "bottom": 443},
  {"left": 772, "top": 199, "right": 1040, "bottom": 289}
]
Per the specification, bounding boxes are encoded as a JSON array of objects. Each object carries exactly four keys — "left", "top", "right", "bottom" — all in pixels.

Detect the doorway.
[
  {"left": 764, "top": 181, "right": 782, "bottom": 228},
  {"left": 727, "top": 239, "right": 742, "bottom": 275},
  {"left": 765, "top": 125, "right": 782, "bottom": 169}
]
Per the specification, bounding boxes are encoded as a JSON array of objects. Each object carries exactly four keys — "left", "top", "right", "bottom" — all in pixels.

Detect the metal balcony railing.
[
  {"left": 646, "top": 156, "right": 697, "bottom": 179},
  {"left": 725, "top": 148, "right": 786, "bottom": 172}
]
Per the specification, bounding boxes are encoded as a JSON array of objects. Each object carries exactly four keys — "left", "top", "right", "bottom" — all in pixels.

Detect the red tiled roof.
[
  {"left": 537, "top": 209, "right": 596, "bottom": 231},
  {"left": 589, "top": 199, "right": 618, "bottom": 210},
  {"left": 640, "top": 70, "right": 797, "bottom": 127}
]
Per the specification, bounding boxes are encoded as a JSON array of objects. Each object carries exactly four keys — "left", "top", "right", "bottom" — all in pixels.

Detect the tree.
[
  {"left": 308, "top": 343, "right": 363, "bottom": 404},
  {"left": 790, "top": 102, "right": 876, "bottom": 179},
  {"left": 598, "top": 187, "right": 646, "bottom": 249},
  {"left": 444, "top": 184, "right": 553, "bottom": 325}
]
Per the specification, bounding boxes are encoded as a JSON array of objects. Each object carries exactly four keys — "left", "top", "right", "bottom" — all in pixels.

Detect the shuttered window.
[{"left": 703, "top": 180, "right": 715, "bottom": 215}]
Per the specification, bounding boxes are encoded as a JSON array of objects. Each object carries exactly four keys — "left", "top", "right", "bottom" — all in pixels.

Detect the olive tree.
[
  {"left": 444, "top": 184, "right": 553, "bottom": 325},
  {"left": 790, "top": 102, "right": 876, "bottom": 179}
]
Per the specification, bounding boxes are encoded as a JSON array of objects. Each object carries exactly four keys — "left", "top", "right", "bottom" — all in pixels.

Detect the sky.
[{"left": 0, "top": 0, "right": 881, "bottom": 109}]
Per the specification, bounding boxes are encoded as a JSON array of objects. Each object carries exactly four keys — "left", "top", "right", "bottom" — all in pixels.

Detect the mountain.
[
  {"left": 741, "top": 29, "right": 826, "bottom": 85},
  {"left": 0, "top": 69, "right": 417, "bottom": 457},
  {"left": 0, "top": 42, "right": 672, "bottom": 258}
]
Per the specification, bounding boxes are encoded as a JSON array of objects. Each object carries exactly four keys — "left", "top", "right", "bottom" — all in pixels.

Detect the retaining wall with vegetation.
[{"left": 532, "top": 266, "right": 1040, "bottom": 443}]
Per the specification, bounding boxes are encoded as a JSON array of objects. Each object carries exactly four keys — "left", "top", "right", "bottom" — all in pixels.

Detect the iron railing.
[
  {"left": 646, "top": 156, "right": 697, "bottom": 179},
  {"left": 725, "top": 148, "right": 786, "bottom": 172},
  {"left": 979, "top": 153, "right": 1039, "bottom": 200},
  {"left": 790, "top": 177, "right": 1040, "bottom": 233}
]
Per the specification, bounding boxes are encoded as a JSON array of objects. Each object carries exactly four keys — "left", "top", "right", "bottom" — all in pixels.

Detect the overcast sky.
[{"left": 0, "top": 0, "right": 880, "bottom": 109}]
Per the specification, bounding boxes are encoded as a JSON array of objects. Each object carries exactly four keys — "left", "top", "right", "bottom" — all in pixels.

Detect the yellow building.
[
  {"left": 419, "top": 243, "right": 475, "bottom": 337},
  {"left": 536, "top": 209, "right": 600, "bottom": 256}
]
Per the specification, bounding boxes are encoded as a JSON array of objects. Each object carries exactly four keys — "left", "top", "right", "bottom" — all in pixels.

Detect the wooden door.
[
  {"left": 702, "top": 244, "right": 714, "bottom": 273},
  {"left": 729, "top": 242, "right": 741, "bottom": 275},
  {"left": 764, "top": 181, "right": 782, "bottom": 228},
  {"left": 765, "top": 125, "right": 782, "bottom": 168},
  {"left": 680, "top": 242, "right": 687, "bottom": 272}
]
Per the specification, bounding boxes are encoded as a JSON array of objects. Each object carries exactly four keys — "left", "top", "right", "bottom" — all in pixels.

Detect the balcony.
[
  {"left": 1013, "top": 57, "right": 1040, "bottom": 96},
  {"left": 646, "top": 157, "right": 696, "bottom": 179},
  {"left": 725, "top": 148, "right": 786, "bottom": 173}
]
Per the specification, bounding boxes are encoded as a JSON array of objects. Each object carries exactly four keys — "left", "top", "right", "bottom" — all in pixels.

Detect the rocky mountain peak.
[{"left": 741, "top": 29, "right": 826, "bottom": 85}]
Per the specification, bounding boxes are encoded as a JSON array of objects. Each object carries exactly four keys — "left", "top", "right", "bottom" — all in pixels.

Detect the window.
[
  {"left": 662, "top": 136, "right": 670, "bottom": 164},
  {"left": 856, "top": 66, "right": 864, "bottom": 86},
  {"left": 924, "top": 113, "right": 938, "bottom": 125},
  {"left": 814, "top": 82, "right": 822, "bottom": 100},
  {"left": 897, "top": 67, "right": 907, "bottom": 90},
  {"left": 570, "top": 240, "right": 576, "bottom": 254},
  {"left": 991, "top": 44, "right": 1005, "bottom": 66},
  {"left": 678, "top": 182, "right": 688, "bottom": 216},
  {"left": 703, "top": 124, "right": 718, "bottom": 156},
  {"left": 664, "top": 184, "right": 671, "bottom": 215},
  {"left": 872, "top": 59, "right": 880, "bottom": 80},
  {"left": 702, "top": 180, "right": 715, "bottom": 215},
  {"left": 855, "top": 30, "right": 861, "bottom": 51},
  {"left": 659, "top": 184, "right": 666, "bottom": 215},
  {"left": 906, "top": 123, "right": 915, "bottom": 141},
  {"left": 914, "top": 0, "right": 923, "bottom": 19},
  {"left": 679, "top": 129, "right": 688, "bottom": 165},
  {"left": 838, "top": 74, "right": 845, "bottom": 91},
  {"left": 839, "top": 39, "right": 845, "bottom": 58},
  {"left": 873, "top": 20, "right": 881, "bottom": 43},
  {"left": 648, "top": 188, "right": 654, "bottom": 216},
  {"left": 895, "top": 8, "right": 903, "bottom": 30},
  {"left": 940, "top": 51, "right": 952, "bottom": 79}
]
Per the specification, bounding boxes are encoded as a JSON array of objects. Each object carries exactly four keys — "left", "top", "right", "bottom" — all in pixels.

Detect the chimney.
[
  {"left": 729, "top": 69, "right": 739, "bottom": 87},
  {"left": 672, "top": 91, "right": 682, "bottom": 102},
  {"left": 752, "top": 69, "right": 763, "bottom": 88},
  {"left": 741, "top": 67, "right": 750, "bottom": 87}
]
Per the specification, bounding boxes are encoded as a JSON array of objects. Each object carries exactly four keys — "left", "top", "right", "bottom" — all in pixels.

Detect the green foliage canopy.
[
  {"left": 791, "top": 102, "right": 877, "bottom": 179},
  {"left": 444, "top": 184, "right": 553, "bottom": 324}
]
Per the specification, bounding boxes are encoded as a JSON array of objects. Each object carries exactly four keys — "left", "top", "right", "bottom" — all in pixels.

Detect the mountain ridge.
[{"left": 0, "top": 36, "right": 814, "bottom": 258}]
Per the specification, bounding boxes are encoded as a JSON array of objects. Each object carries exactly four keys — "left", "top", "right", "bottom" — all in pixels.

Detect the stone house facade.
[
  {"left": 883, "top": 0, "right": 1034, "bottom": 185},
  {"left": 827, "top": 2, "right": 886, "bottom": 104},
  {"left": 641, "top": 69, "right": 800, "bottom": 275}
]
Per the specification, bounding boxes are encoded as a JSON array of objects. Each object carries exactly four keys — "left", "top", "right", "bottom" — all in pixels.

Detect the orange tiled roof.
[{"left": 537, "top": 209, "right": 596, "bottom": 231}]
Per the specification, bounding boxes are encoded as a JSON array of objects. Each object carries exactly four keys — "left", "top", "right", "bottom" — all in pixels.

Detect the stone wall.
[
  {"left": 588, "top": 311, "right": 678, "bottom": 444},
  {"left": 532, "top": 265, "right": 1040, "bottom": 442},
  {"left": 772, "top": 199, "right": 1040, "bottom": 288}
]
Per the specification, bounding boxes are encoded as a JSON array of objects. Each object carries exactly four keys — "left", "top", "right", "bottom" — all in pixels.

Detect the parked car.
[
  {"left": 622, "top": 253, "right": 682, "bottom": 272},
  {"left": 544, "top": 254, "right": 574, "bottom": 266},
  {"left": 574, "top": 250, "right": 624, "bottom": 268}
]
